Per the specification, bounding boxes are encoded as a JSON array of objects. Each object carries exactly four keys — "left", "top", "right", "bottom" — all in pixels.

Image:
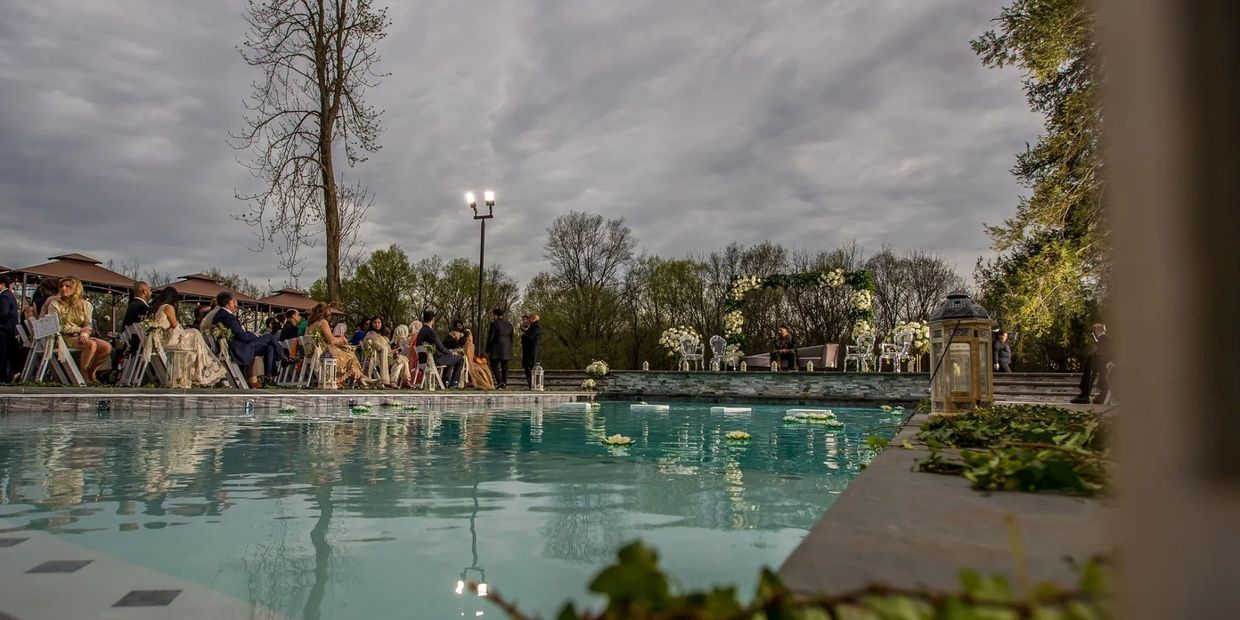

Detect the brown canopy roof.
[
  {"left": 166, "top": 273, "right": 261, "bottom": 305},
  {"left": 258, "top": 288, "right": 318, "bottom": 312},
  {"left": 14, "top": 253, "right": 136, "bottom": 291}
]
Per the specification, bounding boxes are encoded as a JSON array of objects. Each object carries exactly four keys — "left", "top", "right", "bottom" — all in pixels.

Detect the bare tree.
[
  {"left": 544, "top": 212, "right": 638, "bottom": 289},
  {"left": 232, "top": 0, "right": 391, "bottom": 301}
]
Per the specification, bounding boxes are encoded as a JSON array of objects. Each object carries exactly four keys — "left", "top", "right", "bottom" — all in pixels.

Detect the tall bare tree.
[{"left": 232, "top": 0, "right": 390, "bottom": 301}]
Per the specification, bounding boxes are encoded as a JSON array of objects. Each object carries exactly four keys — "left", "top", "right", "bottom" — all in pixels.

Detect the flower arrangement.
[
  {"left": 852, "top": 289, "right": 874, "bottom": 311},
  {"left": 783, "top": 410, "right": 845, "bottom": 428},
  {"left": 851, "top": 320, "right": 875, "bottom": 343},
  {"left": 351, "top": 405, "right": 372, "bottom": 414},
  {"left": 728, "top": 275, "right": 762, "bottom": 301},
  {"left": 278, "top": 405, "right": 298, "bottom": 414},
  {"left": 724, "top": 430, "right": 751, "bottom": 441},
  {"left": 819, "top": 268, "right": 846, "bottom": 288},
  {"left": 581, "top": 378, "right": 597, "bottom": 391},
  {"left": 381, "top": 400, "right": 402, "bottom": 408},
  {"left": 723, "top": 343, "right": 745, "bottom": 367},
  {"left": 603, "top": 434, "right": 634, "bottom": 445},
  {"left": 658, "top": 326, "right": 701, "bottom": 357},
  {"left": 211, "top": 323, "right": 233, "bottom": 343},
  {"left": 722, "top": 310, "right": 745, "bottom": 338},
  {"left": 360, "top": 339, "right": 377, "bottom": 358},
  {"left": 585, "top": 360, "right": 610, "bottom": 378},
  {"left": 892, "top": 320, "right": 931, "bottom": 355},
  {"left": 402, "top": 404, "right": 419, "bottom": 412}
]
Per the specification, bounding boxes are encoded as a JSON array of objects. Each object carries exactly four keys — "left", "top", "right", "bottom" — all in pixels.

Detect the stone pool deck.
[
  {"left": 779, "top": 407, "right": 1118, "bottom": 594},
  {"left": 0, "top": 386, "right": 592, "bottom": 414}
]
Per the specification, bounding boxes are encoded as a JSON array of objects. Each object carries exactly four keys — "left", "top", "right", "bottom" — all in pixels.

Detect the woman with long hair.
[
  {"left": 406, "top": 320, "right": 422, "bottom": 385},
  {"left": 389, "top": 324, "right": 414, "bottom": 388},
  {"left": 306, "top": 303, "right": 369, "bottom": 386},
  {"left": 149, "top": 286, "right": 227, "bottom": 387},
  {"left": 362, "top": 315, "right": 397, "bottom": 387},
  {"left": 42, "top": 277, "right": 111, "bottom": 382}
]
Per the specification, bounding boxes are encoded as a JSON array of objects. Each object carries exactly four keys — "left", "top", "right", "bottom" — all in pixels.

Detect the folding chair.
[
  {"left": 295, "top": 336, "right": 324, "bottom": 388},
  {"left": 122, "top": 325, "right": 171, "bottom": 387},
  {"left": 204, "top": 331, "right": 249, "bottom": 389},
  {"left": 276, "top": 338, "right": 301, "bottom": 386},
  {"left": 415, "top": 344, "right": 446, "bottom": 390},
  {"left": 20, "top": 315, "right": 86, "bottom": 386}
]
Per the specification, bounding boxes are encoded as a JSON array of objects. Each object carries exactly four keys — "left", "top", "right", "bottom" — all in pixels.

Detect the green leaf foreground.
[
  {"left": 466, "top": 541, "right": 1111, "bottom": 619},
  {"left": 915, "top": 405, "right": 1111, "bottom": 495}
]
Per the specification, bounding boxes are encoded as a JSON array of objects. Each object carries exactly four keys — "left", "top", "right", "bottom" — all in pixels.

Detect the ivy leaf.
[{"left": 588, "top": 542, "right": 672, "bottom": 610}]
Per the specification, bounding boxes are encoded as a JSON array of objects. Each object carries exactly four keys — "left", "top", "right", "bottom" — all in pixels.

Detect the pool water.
[{"left": 0, "top": 402, "right": 896, "bottom": 619}]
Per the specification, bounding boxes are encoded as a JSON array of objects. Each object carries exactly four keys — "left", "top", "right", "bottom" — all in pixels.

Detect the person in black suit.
[
  {"left": 1072, "top": 323, "right": 1112, "bottom": 404},
  {"left": 486, "top": 308, "right": 514, "bottom": 389},
  {"left": 993, "top": 331, "right": 1013, "bottom": 373},
  {"left": 121, "top": 281, "right": 153, "bottom": 328},
  {"left": 417, "top": 310, "right": 464, "bottom": 387},
  {"left": 211, "top": 292, "right": 280, "bottom": 385},
  {"left": 0, "top": 274, "right": 20, "bottom": 382},
  {"left": 520, "top": 313, "right": 543, "bottom": 390},
  {"left": 278, "top": 309, "right": 301, "bottom": 341}
]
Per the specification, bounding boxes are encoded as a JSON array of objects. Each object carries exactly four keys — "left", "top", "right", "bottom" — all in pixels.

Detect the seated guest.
[
  {"left": 122, "top": 281, "right": 153, "bottom": 328},
  {"left": 278, "top": 309, "right": 301, "bottom": 341},
  {"left": 211, "top": 292, "right": 280, "bottom": 386},
  {"left": 464, "top": 329, "right": 495, "bottom": 390},
  {"left": 149, "top": 286, "right": 227, "bottom": 387},
  {"left": 200, "top": 303, "right": 222, "bottom": 331},
  {"left": 264, "top": 317, "right": 282, "bottom": 335},
  {"left": 362, "top": 315, "right": 396, "bottom": 387},
  {"left": 32, "top": 278, "right": 61, "bottom": 316},
  {"left": 349, "top": 318, "right": 370, "bottom": 346},
  {"left": 191, "top": 303, "right": 212, "bottom": 330},
  {"left": 304, "top": 303, "right": 369, "bottom": 386},
  {"left": 770, "top": 324, "right": 797, "bottom": 372},
  {"left": 42, "top": 277, "right": 112, "bottom": 383},
  {"left": 417, "top": 310, "right": 464, "bottom": 387},
  {"left": 443, "top": 319, "right": 467, "bottom": 350},
  {"left": 405, "top": 320, "right": 422, "bottom": 383}
]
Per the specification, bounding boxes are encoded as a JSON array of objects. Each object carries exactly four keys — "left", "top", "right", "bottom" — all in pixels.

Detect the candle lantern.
[
  {"left": 642, "top": 360, "right": 650, "bottom": 371},
  {"left": 533, "top": 363, "right": 545, "bottom": 392},
  {"left": 927, "top": 291, "right": 995, "bottom": 414},
  {"left": 321, "top": 357, "right": 338, "bottom": 390}
]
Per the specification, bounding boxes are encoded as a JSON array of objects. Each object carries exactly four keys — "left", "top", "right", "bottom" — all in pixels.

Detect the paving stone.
[
  {"left": 0, "top": 538, "right": 28, "bottom": 548},
  {"left": 26, "top": 560, "right": 92, "bottom": 574},
  {"left": 113, "top": 590, "right": 181, "bottom": 607}
]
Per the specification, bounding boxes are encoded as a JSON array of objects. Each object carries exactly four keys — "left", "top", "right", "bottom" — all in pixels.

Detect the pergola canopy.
[
  {"left": 13, "top": 253, "right": 136, "bottom": 293},
  {"left": 259, "top": 288, "right": 318, "bottom": 312},
  {"left": 166, "top": 273, "right": 261, "bottom": 305}
]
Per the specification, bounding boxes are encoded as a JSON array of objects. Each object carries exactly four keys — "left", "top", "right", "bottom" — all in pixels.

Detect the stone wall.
[{"left": 598, "top": 371, "right": 929, "bottom": 405}]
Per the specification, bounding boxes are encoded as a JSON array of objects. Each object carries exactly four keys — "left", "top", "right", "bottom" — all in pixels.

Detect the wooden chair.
[{"left": 19, "top": 315, "right": 86, "bottom": 386}]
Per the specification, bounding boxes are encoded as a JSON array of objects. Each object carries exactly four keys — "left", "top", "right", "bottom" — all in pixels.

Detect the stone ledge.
[{"left": 599, "top": 370, "right": 929, "bottom": 404}]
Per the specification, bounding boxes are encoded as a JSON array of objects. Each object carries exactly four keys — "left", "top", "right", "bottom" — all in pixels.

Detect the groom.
[{"left": 212, "top": 292, "right": 280, "bottom": 385}]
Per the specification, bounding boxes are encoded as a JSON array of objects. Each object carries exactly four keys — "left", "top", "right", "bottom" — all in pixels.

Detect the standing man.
[
  {"left": 1072, "top": 323, "right": 1111, "bottom": 404},
  {"left": 993, "top": 331, "right": 1013, "bottom": 373},
  {"left": 212, "top": 292, "right": 280, "bottom": 387},
  {"left": 486, "top": 308, "right": 514, "bottom": 389},
  {"left": 417, "top": 310, "right": 464, "bottom": 387},
  {"left": 520, "top": 313, "right": 543, "bottom": 390},
  {"left": 0, "top": 274, "right": 20, "bottom": 382}
]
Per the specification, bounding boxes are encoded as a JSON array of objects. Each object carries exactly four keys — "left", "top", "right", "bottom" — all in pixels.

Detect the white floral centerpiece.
[
  {"left": 819, "top": 268, "right": 846, "bottom": 288},
  {"left": 851, "top": 320, "right": 875, "bottom": 343},
  {"left": 603, "top": 434, "right": 634, "bottom": 445},
  {"left": 892, "top": 320, "right": 932, "bottom": 356},
  {"left": 581, "top": 378, "right": 597, "bottom": 391},
  {"left": 585, "top": 360, "right": 609, "bottom": 379},
  {"left": 723, "top": 343, "right": 745, "bottom": 368},
  {"left": 658, "top": 326, "right": 701, "bottom": 358}
]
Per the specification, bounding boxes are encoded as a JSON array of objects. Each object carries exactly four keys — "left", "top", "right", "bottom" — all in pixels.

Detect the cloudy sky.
[{"left": 0, "top": 0, "right": 1039, "bottom": 290}]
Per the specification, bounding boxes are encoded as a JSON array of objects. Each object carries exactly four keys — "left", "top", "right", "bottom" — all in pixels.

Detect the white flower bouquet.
[
  {"left": 722, "top": 310, "right": 745, "bottom": 337},
  {"left": 819, "top": 268, "right": 846, "bottom": 288},
  {"left": 728, "top": 275, "right": 763, "bottom": 301},
  {"left": 724, "top": 430, "right": 752, "bottom": 441},
  {"left": 723, "top": 343, "right": 745, "bottom": 367},
  {"left": 211, "top": 323, "right": 233, "bottom": 343},
  {"left": 603, "top": 434, "right": 634, "bottom": 445},
  {"left": 658, "top": 326, "right": 701, "bottom": 357},
  {"left": 581, "top": 378, "right": 597, "bottom": 390},
  {"left": 892, "top": 320, "right": 932, "bottom": 355},
  {"left": 585, "top": 360, "right": 609, "bottom": 378},
  {"left": 851, "top": 320, "right": 875, "bottom": 343},
  {"left": 852, "top": 289, "right": 874, "bottom": 311}
]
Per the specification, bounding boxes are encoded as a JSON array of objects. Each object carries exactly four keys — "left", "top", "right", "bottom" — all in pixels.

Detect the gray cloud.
[{"left": 0, "top": 0, "right": 1039, "bottom": 289}]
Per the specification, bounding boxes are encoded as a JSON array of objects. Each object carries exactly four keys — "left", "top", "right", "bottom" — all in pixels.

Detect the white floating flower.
[
  {"left": 278, "top": 405, "right": 298, "bottom": 414},
  {"left": 402, "top": 405, "right": 420, "bottom": 412},
  {"left": 603, "top": 434, "right": 634, "bottom": 445},
  {"left": 724, "top": 430, "right": 752, "bottom": 441},
  {"left": 880, "top": 405, "right": 893, "bottom": 412}
]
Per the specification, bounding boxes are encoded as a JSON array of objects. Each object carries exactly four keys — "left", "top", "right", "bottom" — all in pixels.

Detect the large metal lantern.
[{"left": 928, "top": 292, "right": 995, "bottom": 414}]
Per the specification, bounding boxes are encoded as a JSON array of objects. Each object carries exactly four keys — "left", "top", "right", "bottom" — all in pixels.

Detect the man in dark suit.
[
  {"left": 417, "top": 309, "right": 464, "bottom": 387},
  {"left": 0, "top": 274, "right": 20, "bottom": 382},
  {"left": 486, "top": 308, "right": 514, "bottom": 389},
  {"left": 121, "top": 281, "right": 153, "bottom": 328},
  {"left": 1072, "top": 323, "right": 1112, "bottom": 404},
  {"left": 212, "top": 292, "right": 280, "bottom": 385},
  {"left": 520, "top": 313, "right": 543, "bottom": 390},
  {"left": 993, "top": 331, "right": 1013, "bottom": 373},
  {"left": 278, "top": 309, "right": 301, "bottom": 341}
]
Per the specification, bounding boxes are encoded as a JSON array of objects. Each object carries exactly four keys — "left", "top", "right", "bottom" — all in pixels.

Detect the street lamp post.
[{"left": 465, "top": 190, "right": 496, "bottom": 340}]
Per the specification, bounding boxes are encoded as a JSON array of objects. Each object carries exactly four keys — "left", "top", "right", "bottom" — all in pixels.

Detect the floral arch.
[{"left": 722, "top": 268, "right": 877, "bottom": 346}]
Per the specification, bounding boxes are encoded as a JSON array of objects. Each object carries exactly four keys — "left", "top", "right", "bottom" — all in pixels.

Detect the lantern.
[
  {"left": 927, "top": 292, "right": 994, "bottom": 414},
  {"left": 806, "top": 361, "right": 814, "bottom": 373},
  {"left": 533, "top": 363, "right": 545, "bottom": 392},
  {"left": 739, "top": 361, "right": 747, "bottom": 372},
  {"left": 321, "top": 357, "right": 338, "bottom": 390},
  {"left": 642, "top": 360, "right": 650, "bottom": 371}
]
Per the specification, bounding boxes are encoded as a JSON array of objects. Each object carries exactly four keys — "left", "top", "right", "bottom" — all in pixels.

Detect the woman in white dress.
[{"left": 148, "top": 287, "right": 227, "bottom": 388}]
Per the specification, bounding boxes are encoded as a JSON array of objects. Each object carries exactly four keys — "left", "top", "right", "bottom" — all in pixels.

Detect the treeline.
[{"left": 312, "top": 211, "right": 965, "bottom": 370}]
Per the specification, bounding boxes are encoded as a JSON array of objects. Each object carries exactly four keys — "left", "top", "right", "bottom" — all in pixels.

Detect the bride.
[{"left": 148, "top": 287, "right": 227, "bottom": 388}]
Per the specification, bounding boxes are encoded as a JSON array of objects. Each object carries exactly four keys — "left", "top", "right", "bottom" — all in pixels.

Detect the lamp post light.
[{"left": 465, "top": 191, "right": 496, "bottom": 339}]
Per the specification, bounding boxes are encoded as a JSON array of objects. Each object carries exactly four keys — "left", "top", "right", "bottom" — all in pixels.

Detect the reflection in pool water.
[{"left": 0, "top": 402, "right": 894, "bottom": 619}]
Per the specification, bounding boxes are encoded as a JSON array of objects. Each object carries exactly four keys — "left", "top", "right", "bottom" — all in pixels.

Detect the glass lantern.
[
  {"left": 927, "top": 292, "right": 994, "bottom": 414},
  {"left": 321, "top": 356, "right": 338, "bottom": 390},
  {"left": 533, "top": 363, "right": 545, "bottom": 392}
]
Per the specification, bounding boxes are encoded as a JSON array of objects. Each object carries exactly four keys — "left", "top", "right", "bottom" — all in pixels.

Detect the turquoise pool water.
[{"left": 0, "top": 402, "right": 897, "bottom": 618}]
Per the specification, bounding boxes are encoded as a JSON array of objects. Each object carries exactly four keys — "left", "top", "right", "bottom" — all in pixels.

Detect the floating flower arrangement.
[
  {"left": 278, "top": 405, "right": 298, "bottom": 414},
  {"left": 724, "top": 430, "right": 752, "bottom": 441},
  {"left": 380, "top": 401, "right": 402, "bottom": 408},
  {"left": 783, "top": 410, "right": 845, "bottom": 428},
  {"left": 402, "top": 405, "right": 420, "bottom": 412},
  {"left": 603, "top": 434, "right": 634, "bottom": 446}
]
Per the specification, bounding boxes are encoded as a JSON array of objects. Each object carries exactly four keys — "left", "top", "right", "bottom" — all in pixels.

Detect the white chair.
[
  {"left": 19, "top": 315, "right": 86, "bottom": 387},
  {"left": 294, "top": 335, "right": 324, "bottom": 388},
  {"left": 415, "top": 344, "right": 446, "bottom": 390},
  {"left": 878, "top": 332, "right": 913, "bottom": 373},
  {"left": 203, "top": 331, "right": 249, "bottom": 389},
  {"left": 678, "top": 336, "right": 704, "bottom": 371},
  {"left": 276, "top": 338, "right": 303, "bottom": 386},
  {"left": 122, "top": 325, "right": 171, "bottom": 387},
  {"left": 708, "top": 335, "right": 728, "bottom": 371},
  {"left": 843, "top": 331, "right": 876, "bottom": 372}
]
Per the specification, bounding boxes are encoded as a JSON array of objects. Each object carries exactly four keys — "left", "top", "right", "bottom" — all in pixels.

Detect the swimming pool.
[{"left": 0, "top": 402, "right": 897, "bottom": 618}]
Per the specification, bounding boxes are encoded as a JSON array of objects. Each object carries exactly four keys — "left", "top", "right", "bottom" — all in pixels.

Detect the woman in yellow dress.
[
  {"left": 305, "top": 303, "right": 370, "bottom": 386},
  {"left": 463, "top": 329, "right": 495, "bottom": 390},
  {"left": 42, "top": 277, "right": 112, "bottom": 382}
]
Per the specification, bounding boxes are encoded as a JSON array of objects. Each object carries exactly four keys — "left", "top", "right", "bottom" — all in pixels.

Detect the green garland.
[{"left": 722, "top": 269, "right": 876, "bottom": 346}]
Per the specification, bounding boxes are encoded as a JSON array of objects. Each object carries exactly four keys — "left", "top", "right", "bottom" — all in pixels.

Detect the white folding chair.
[
  {"left": 295, "top": 336, "right": 324, "bottom": 388},
  {"left": 123, "top": 325, "right": 170, "bottom": 387},
  {"left": 204, "top": 331, "right": 249, "bottom": 389},
  {"left": 20, "top": 316, "right": 86, "bottom": 386},
  {"left": 415, "top": 344, "right": 446, "bottom": 390},
  {"left": 276, "top": 338, "right": 302, "bottom": 386}
]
